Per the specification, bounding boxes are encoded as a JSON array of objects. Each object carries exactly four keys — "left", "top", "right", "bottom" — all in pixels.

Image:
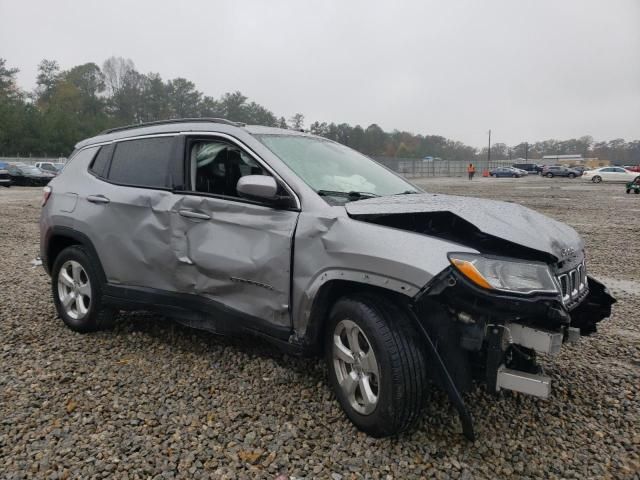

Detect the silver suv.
[{"left": 40, "top": 119, "right": 615, "bottom": 439}]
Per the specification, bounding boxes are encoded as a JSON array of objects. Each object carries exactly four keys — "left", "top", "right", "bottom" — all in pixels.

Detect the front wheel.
[
  {"left": 51, "top": 245, "right": 115, "bottom": 332},
  {"left": 592, "top": 176, "right": 602, "bottom": 183},
  {"left": 326, "top": 295, "right": 428, "bottom": 437},
  {"left": 568, "top": 173, "right": 575, "bottom": 178},
  {"left": 627, "top": 189, "right": 631, "bottom": 194},
  {"left": 546, "top": 173, "right": 554, "bottom": 178}
]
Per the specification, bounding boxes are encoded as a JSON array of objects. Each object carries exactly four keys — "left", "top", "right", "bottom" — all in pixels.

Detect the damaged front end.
[
  {"left": 409, "top": 260, "right": 615, "bottom": 439},
  {"left": 344, "top": 194, "right": 616, "bottom": 439}
]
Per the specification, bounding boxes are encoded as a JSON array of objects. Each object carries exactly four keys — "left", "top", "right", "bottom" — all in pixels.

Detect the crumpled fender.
[{"left": 292, "top": 210, "right": 477, "bottom": 337}]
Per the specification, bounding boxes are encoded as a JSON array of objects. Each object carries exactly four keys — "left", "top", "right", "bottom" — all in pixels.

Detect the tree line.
[{"left": 0, "top": 57, "right": 638, "bottom": 164}]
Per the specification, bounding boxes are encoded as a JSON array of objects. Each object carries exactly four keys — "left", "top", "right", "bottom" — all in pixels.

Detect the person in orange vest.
[{"left": 467, "top": 163, "right": 476, "bottom": 180}]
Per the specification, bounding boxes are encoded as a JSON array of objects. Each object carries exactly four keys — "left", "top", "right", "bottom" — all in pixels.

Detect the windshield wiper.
[
  {"left": 317, "top": 190, "right": 380, "bottom": 200},
  {"left": 395, "top": 190, "right": 420, "bottom": 195}
]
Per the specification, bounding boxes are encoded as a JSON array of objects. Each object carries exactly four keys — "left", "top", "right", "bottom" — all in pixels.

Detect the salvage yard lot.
[{"left": 1, "top": 177, "right": 638, "bottom": 479}]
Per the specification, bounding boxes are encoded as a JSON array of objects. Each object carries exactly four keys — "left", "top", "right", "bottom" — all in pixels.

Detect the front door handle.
[
  {"left": 87, "top": 195, "right": 110, "bottom": 204},
  {"left": 179, "top": 209, "right": 211, "bottom": 220}
]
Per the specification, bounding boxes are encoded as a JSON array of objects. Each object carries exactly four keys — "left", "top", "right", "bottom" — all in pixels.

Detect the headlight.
[{"left": 448, "top": 253, "right": 558, "bottom": 294}]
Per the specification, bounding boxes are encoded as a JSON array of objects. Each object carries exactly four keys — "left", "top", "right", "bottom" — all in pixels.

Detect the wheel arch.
[
  {"left": 298, "top": 278, "right": 413, "bottom": 356},
  {"left": 45, "top": 227, "right": 106, "bottom": 282}
]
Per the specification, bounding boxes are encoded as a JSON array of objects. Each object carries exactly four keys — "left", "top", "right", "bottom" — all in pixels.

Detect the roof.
[
  {"left": 100, "top": 117, "right": 244, "bottom": 134},
  {"left": 74, "top": 118, "right": 309, "bottom": 150}
]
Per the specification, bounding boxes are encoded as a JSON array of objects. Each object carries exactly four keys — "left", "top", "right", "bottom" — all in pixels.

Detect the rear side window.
[
  {"left": 107, "top": 137, "right": 179, "bottom": 189},
  {"left": 90, "top": 144, "right": 114, "bottom": 178}
]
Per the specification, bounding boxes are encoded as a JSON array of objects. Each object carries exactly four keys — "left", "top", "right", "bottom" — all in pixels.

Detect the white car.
[
  {"left": 35, "top": 162, "right": 65, "bottom": 175},
  {"left": 582, "top": 167, "right": 638, "bottom": 183}
]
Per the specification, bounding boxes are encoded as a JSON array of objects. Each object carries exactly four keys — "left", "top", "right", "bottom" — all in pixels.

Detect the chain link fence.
[
  {"left": 373, "top": 156, "right": 517, "bottom": 178},
  {"left": 0, "top": 156, "right": 67, "bottom": 166}
]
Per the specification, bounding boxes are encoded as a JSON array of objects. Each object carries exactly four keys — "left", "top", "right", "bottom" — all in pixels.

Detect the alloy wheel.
[
  {"left": 57, "top": 260, "right": 92, "bottom": 320},
  {"left": 332, "top": 319, "right": 380, "bottom": 415}
]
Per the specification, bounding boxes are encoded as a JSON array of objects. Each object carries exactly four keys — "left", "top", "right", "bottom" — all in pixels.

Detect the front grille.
[{"left": 556, "top": 260, "right": 588, "bottom": 309}]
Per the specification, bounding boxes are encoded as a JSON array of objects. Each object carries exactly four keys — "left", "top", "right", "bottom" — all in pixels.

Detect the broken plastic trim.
[{"left": 406, "top": 305, "right": 475, "bottom": 441}]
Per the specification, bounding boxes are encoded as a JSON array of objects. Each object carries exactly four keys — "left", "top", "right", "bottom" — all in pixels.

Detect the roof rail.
[{"left": 100, "top": 118, "right": 245, "bottom": 135}]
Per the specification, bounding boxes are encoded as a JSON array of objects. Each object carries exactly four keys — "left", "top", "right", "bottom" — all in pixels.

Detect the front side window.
[
  {"left": 189, "top": 139, "right": 269, "bottom": 197},
  {"left": 255, "top": 134, "right": 416, "bottom": 203},
  {"left": 107, "top": 136, "right": 179, "bottom": 189}
]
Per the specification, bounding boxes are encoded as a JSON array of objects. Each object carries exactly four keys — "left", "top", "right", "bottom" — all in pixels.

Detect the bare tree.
[
  {"left": 289, "top": 113, "right": 305, "bottom": 130},
  {"left": 102, "top": 57, "right": 136, "bottom": 96}
]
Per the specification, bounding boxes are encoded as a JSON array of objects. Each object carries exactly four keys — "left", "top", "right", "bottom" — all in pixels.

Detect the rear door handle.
[
  {"left": 87, "top": 195, "right": 110, "bottom": 204},
  {"left": 179, "top": 209, "right": 211, "bottom": 220}
]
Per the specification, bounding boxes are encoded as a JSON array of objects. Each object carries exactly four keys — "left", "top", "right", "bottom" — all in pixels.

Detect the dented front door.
[{"left": 170, "top": 194, "right": 299, "bottom": 329}]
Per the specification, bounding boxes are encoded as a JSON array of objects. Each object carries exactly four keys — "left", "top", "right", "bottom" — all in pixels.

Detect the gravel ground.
[{"left": 0, "top": 177, "right": 638, "bottom": 480}]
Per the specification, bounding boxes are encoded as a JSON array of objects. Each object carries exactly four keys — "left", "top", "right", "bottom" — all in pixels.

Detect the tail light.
[{"left": 42, "top": 185, "right": 52, "bottom": 207}]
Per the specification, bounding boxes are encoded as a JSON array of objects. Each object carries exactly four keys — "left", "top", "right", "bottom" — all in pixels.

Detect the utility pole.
[
  {"left": 487, "top": 129, "right": 491, "bottom": 169},
  {"left": 525, "top": 142, "right": 529, "bottom": 162}
]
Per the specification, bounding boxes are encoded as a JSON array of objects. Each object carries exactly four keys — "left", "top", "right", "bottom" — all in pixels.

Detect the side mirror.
[{"left": 237, "top": 175, "right": 278, "bottom": 202}]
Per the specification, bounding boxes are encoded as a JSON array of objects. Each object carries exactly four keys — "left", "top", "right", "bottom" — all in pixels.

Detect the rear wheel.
[
  {"left": 51, "top": 245, "right": 115, "bottom": 332},
  {"left": 568, "top": 173, "right": 575, "bottom": 178},
  {"left": 325, "top": 294, "right": 428, "bottom": 437},
  {"left": 546, "top": 173, "right": 554, "bottom": 178},
  {"left": 512, "top": 174, "right": 518, "bottom": 178},
  {"left": 627, "top": 189, "right": 631, "bottom": 194},
  {"left": 592, "top": 176, "right": 602, "bottom": 183}
]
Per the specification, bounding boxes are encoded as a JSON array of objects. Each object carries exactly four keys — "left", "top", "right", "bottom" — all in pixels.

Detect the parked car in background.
[
  {"left": 35, "top": 162, "right": 65, "bottom": 175},
  {"left": 40, "top": 118, "right": 616, "bottom": 439},
  {"left": 512, "top": 163, "right": 541, "bottom": 174},
  {"left": 582, "top": 166, "right": 639, "bottom": 184},
  {"left": 569, "top": 166, "right": 587, "bottom": 175},
  {"left": 626, "top": 176, "right": 640, "bottom": 194},
  {"left": 0, "top": 165, "right": 12, "bottom": 187},
  {"left": 541, "top": 165, "right": 581, "bottom": 178},
  {"left": 623, "top": 165, "right": 640, "bottom": 173},
  {"left": 6, "top": 164, "right": 55, "bottom": 186},
  {"left": 490, "top": 166, "right": 525, "bottom": 178}
]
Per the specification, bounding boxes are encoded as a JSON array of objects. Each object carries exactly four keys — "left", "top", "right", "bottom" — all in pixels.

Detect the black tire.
[
  {"left": 546, "top": 173, "right": 554, "bottom": 178},
  {"left": 325, "top": 294, "right": 428, "bottom": 437},
  {"left": 491, "top": 173, "right": 496, "bottom": 177},
  {"left": 568, "top": 173, "right": 575, "bottom": 178},
  {"left": 635, "top": 189, "right": 640, "bottom": 194},
  {"left": 592, "top": 176, "right": 602, "bottom": 183},
  {"left": 627, "top": 189, "right": 631, "bottom": 194},
  {"left": 51, "top": 245, "right": 115, "bottom": 333}
]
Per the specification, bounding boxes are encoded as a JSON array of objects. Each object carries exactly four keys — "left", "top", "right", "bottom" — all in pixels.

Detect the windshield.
[
  {"left": 256, "top": 134, "right": 418, "bottom": 203},
  {"left": 21, "top": 166, "right": 42, "bottom": 174}
]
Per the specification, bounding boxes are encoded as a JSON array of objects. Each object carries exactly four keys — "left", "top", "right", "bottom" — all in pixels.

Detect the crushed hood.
[{"left": 345, "top": 193, "right": 583, "bottom": 263}]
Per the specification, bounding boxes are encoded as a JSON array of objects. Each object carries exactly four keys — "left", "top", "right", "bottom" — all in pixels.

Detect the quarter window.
[
  {"left": 107, "top": 137, "right": 178, "bottom": 189},
  {"left": 90, "top": 144, "right": 114, "bottom": 177}
]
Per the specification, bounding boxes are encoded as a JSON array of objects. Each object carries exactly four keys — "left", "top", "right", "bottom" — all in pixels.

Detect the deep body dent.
[{"left": 291, "top": 209, "right": 477, "bottom": 339}]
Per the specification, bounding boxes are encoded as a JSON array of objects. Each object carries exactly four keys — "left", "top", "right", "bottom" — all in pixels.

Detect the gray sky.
[{"left": 1, "top": 0, "right": 638, "bottom": 147}]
